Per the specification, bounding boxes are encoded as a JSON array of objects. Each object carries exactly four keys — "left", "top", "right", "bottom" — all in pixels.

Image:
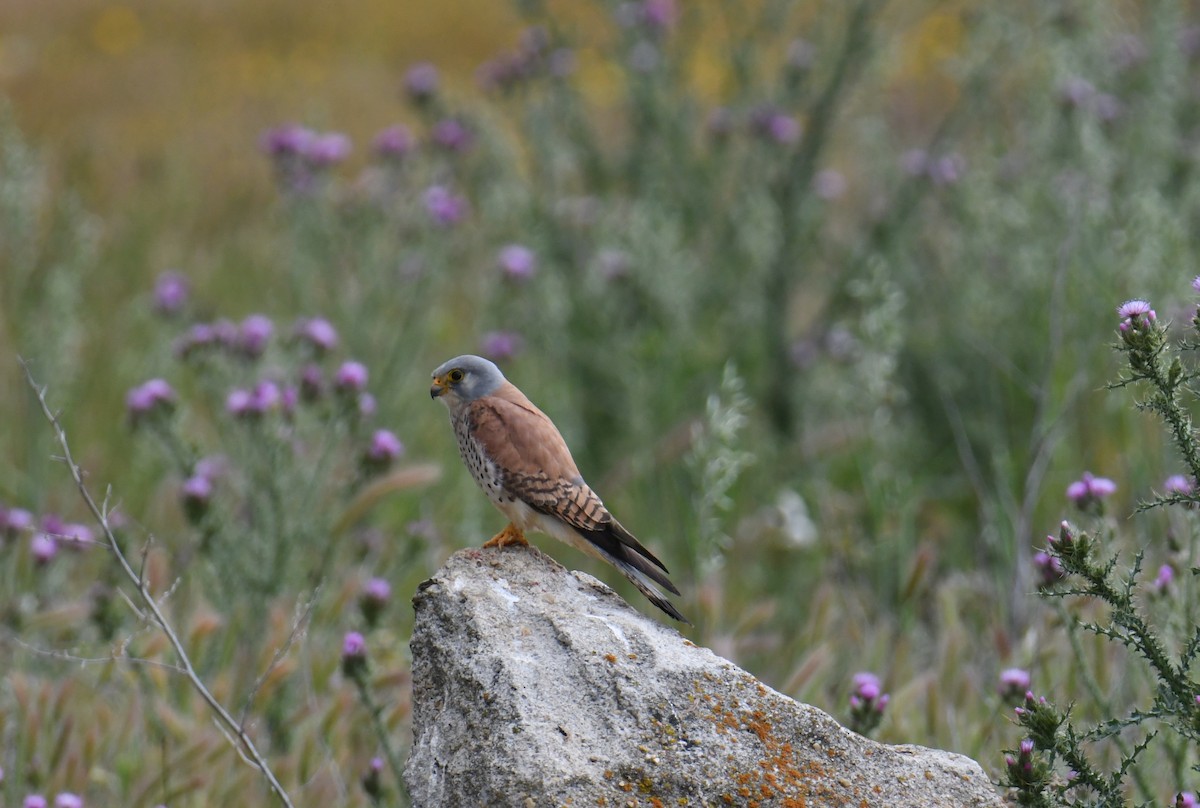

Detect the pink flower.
[
  {"left": 30, "top": 533, "right": 57, "bottom": 565},
  {"left": 1066, "top": 471, "right": 1117, "bottom": 509},
  {"left": 335, "top": 361, "right": 369, "bottom": 393},
  {"left": 366, "top": 430, "right": 404, "bottom": 464},
  {"left": 126, "top": 379, "right": 176, "bottom": 420},
  {"left": 1117, "top": 299, "right": 1153, "bottom": 319},
  {"left": 497, "top": 244, "right": 537, "bottom": 282},
  {"left": 404, "top": 62, "right": 439, "bottom": 104},
  {"left": 239, "top": 315, "right": 274, "bottom": 357},
  {"left": 295, "top": 318, "right": 339, "bottom": 353},
  {"left": 424, "top": 185, "right": 468, "bottom": 227},
  {"left": 153, "top": 271, "right": 189, "bottom": 315},
  {"left": 373, "top": 125, "right": 415, "bottom": 160},
  {"left": 1164, "top": 475, "right": 1193, "bottom": 495},
  {"left": 998, "top": 668, "right": 1031, "bottom": 703}
]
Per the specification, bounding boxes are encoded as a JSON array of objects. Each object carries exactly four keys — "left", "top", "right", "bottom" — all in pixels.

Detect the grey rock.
[{"left": 405, "top": 545, "right": 1003, "bottom": 807}]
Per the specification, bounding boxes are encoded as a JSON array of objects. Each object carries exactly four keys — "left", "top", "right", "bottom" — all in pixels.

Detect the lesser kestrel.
[{"left": 431, "top": 355, "right": 687, "bottom": 623}]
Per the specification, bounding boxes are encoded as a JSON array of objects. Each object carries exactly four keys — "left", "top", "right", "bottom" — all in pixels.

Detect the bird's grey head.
[{"left": 430, "top": 355, "right": 506, "bottom": 408}]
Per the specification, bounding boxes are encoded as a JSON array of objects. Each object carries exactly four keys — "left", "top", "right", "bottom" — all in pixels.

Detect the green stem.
[
  {"left": 1055, "top": 602, "right": 1155, "bottom": 802},
  {"left": 352, "top": 668, "right": 410, "bottom": 806}
]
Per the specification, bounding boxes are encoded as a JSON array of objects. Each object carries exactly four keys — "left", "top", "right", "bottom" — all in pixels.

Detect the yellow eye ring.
[{"left": 448, "top": 369, "right": 465, "bottom": 383}]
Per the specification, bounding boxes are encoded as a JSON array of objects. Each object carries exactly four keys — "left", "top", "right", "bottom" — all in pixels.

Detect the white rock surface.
[{"left": 405, "top": 544, "right": 1003, "bottom": 807}]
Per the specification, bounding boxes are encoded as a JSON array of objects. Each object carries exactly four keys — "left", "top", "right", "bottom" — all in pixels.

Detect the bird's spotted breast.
[{"left": 453, "top": 412, "right": 511, "bottom": 506}]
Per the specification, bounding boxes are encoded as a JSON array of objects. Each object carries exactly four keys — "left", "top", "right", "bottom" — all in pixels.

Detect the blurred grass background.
[{"left": 3, "top": 0, "right": 1200, "bottom": 804}]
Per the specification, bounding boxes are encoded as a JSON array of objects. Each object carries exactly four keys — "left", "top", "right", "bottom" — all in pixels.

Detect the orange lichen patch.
[
  {"left": 605, "top": 653, "right": 618, "bottom": 663},
  {"left": 694, "top": 681, "right": 882, "bottom": 808}
]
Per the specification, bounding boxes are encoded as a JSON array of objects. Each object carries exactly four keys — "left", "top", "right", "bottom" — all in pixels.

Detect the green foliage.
[{"left": 1004, "top": 308, "right": 1200, "bottom": 805}]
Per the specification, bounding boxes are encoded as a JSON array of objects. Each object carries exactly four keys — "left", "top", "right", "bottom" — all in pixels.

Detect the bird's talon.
[{"left": 483, "top": 523, "right": 528, "bottom": 549}]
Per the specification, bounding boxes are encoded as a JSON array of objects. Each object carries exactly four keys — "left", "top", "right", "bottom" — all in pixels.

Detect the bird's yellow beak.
[{"left": 430, "top": 376, "right": 446, "bottom": 399}]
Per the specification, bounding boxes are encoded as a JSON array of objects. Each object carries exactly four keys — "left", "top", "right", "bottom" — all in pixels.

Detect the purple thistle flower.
[
  {"left": 358, "top": 393, "right": 378, "bottom": 417},
  {"left": 126, "top": 379, "right": 176, "bottom": 422},
  {"left": 847, "top": 671, "right": 889, "bottom": 734},
  {"left": 54, "top": 794, "right": 83, "bottom": 808},
  {"left": 342, "top": 630, "right": 368, "bottom": 676},
  {"left": 335, "top": 361, "right": 369, "bottom": 393},
  {"left": 366, "top": 429, "right": 404, "bottom": 464},
  {"left": 182, "top": 474, "right": 213, "bottom": 503},
  {"left": 497, "top": 244, "right": 537, "bottom": 282},
  {"left": 30, "top": 532, "right": 57, "bottom": 565},
  {"left": 431, "top": 119, "right": 473, "bottom": 153},
  {"left": 641, "top": 0, "right": 678, "bottom": 32},
  {"left": 373, "top": 125, "right": 415, "bottom": 160},
  {"left": 281, "top": 385, "right": 298, "bottom": 415},
  {"left": 360, "top": 577, "right": 392, "bottom": 626},
  {"left": 181, "top": 474, "right": 213, "bottom": 522},
  {"left": 1177, "top": 792, "right": 1199, "bottom": 808},
  {"left": 3, "top": 507, "right": 33, "bottom": 538},
  {"left": 1191, "top": 276, "right": 1200, "bottom": 294},
  {"left": 423, "top": 185, "right": 467, "bottom": 227},
  {"left": 750, "top": 108, "right": 802, "bottom": 145},
  {"left": 998, "top": 668, "right": 1032, "bottom": 704},
  {"left": 174, "top": 322, "right": 216, "bottom": 359},
  {"left": 404, "top": 62, "right": 439, "bottom": 104},
  {"left": 239, "top": 314, "right": 274, "bottom": 357},
  {"left": 1164, "top": 475, "right": 1193, "bottom": 495},
  {"left": 305, "top": 132, "right": 351, "bottom": 166},
  {"left": 1033, "top": 550, "right": 1065, "bottom": 587},
  {"left": 363, "top": 577, "right": 391, "bottom": 603},
  {"left": 851, "top": 671, "right": 881, "bottom": 700},
  {"left": 1154, "top": 563, "right": 1175, "bottom": 594},
  {"left": 24, "top": 797, "right": 48, "bottom": 808},
  {"left": 153, "top": 271, "right": 189, "bottom": 315},
  {"left": 480, "top": 330, "right": 525, "bottom": 361},
  {"left": 1117, "top": 299, "right": 1153, "bottom": 319},
  {"left": 226, "top": 388, "right": 255, "bottom": 417},
  {"left": 251, "top": 380, "right": 282, "bottom": 413},
  {"left": 295, "top": 317, "right": 339, "bottom": 353},
  {"left": 1066, "top": 471, "right": 1117, "bottom": 509},
  {"left": 260, "top": 124, "right": 317, "bottom": 157},
  {"left": 343, "top": 631, "right": 366, "bottom": 658}
]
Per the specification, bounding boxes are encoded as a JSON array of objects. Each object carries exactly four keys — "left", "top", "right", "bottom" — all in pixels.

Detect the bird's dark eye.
[{"left": 448, "top": 369, "right": 465, "bottom": 383}]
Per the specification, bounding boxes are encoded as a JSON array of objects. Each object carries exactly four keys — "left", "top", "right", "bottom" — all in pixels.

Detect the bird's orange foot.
[{"left": 483, "top": 523, "right": 529, "bottom": 549}]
